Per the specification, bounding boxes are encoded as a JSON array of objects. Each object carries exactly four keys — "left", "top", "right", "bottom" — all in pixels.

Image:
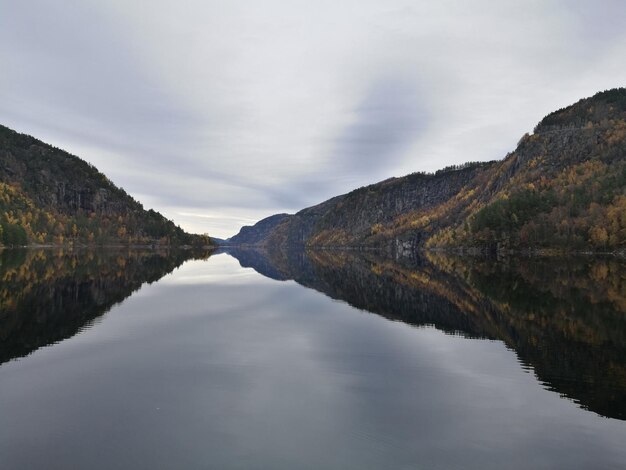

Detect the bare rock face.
[
  {"left": 305, "top": 168, "right": 484, "bottom": 243},
  {"left": 228, "top": 164, "right": 490, "bottom": 249},
  {"left": 0, "top": 129, "right": 138, "bottom": 217},
  {"left": 228, "top": 213, "right": 291, "bottom": 246}
]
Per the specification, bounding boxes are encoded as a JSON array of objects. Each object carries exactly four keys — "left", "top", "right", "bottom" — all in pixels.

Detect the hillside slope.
[
  {"left": 227, "top": 213, "right": 290, "bottom": 245},
  {"left": 0, "top": 124, "right": 212, "bottom": 246},
  {"left": 229, "top": 88, "right": 626, "bottom": 253}
]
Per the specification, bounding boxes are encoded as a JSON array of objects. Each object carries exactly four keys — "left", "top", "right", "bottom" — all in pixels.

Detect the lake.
[{"left": 1, "top": 247, "right": 625, "bottom": 469}]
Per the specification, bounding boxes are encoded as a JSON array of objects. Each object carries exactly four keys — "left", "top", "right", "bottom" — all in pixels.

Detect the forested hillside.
[
  {"left": 228, "top": 88, "right": 626, "bottom": 253},
  {"left": 426, "top": 88, "right": 626, "bottom": 251},
  {"left": 0, "top": 125, "right": 212, "bottom": 247}
]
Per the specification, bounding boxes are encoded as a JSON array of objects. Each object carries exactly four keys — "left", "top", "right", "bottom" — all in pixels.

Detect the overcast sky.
[{"left": 2, "top": 0, "right": 625, "bottom": 238}]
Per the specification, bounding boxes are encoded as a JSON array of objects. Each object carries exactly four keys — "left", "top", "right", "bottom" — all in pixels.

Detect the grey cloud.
[
  {"left": 254, "top": 77, "right": 430, "bottom": 215},
  {"left": 332, "top": 78, "right": 427, "bottom": 178},
  {"left": 559, "top": 0, "right": 626, "bottom": 47},
  {"left": 0, "top": 0, "right": 202, "bottom": 165}
]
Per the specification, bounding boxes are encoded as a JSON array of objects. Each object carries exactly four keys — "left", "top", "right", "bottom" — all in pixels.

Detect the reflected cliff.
[
  {"left": 0, "top": 248, "right": 212, "bottom": 366},
  {"left": 226, "top": 247, "right": 626, "bottom": 420}
]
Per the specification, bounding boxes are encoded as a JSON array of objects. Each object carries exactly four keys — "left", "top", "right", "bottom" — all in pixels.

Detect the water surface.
[{"left": 0, "top": 248, "right": 625, "bottom": 469}]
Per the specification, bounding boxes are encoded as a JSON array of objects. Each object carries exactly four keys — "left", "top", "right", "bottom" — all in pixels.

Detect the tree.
[
  {"left": 589, "top": 226, "right": 608, "bottom": 247},
  {"left": 1, "top": 222, "right": 27, "bottom": 246}
]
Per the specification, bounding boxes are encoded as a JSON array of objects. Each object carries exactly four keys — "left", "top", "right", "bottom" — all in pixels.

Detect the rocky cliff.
[{"left": 227, "top": 213, "right": 290, "bottom": 245}]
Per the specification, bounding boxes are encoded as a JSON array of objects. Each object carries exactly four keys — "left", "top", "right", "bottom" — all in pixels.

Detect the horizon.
[{"left": 2, "top": 1, "right": 625, "bottom": 238}]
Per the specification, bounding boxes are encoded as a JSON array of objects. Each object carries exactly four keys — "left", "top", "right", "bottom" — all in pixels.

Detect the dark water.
[{"left": 1, "top": 248, "right": 626, "bottom": 469}]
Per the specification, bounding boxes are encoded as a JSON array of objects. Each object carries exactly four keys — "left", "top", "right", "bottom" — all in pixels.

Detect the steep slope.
[
  {"left": 228, "top": 88, "right": 626, "bottom": 253},
  {"left": 229, "top": 163, "right": 492, "bottom": 248},
  {"left": 227, "top": 213, "right": 290, "bottom": 245},
  {"left": 0, "top": 124, "right": 212, "bottom": 246},
  {"left": 426, "top": 88, "right": 626, "bottom": 251}
]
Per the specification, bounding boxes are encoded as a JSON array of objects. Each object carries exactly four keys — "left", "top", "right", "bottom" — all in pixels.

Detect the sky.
[{"left": 1, "top": 0, "right": 625, "bottom": 238}]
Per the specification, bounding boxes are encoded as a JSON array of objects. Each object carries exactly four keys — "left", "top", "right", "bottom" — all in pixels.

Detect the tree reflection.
[
  {"left": 0, "top": 248, "right": 212, "bottom": 365},
  {"left": 227, "top": 247, "right": 626, "bottom": 420}
]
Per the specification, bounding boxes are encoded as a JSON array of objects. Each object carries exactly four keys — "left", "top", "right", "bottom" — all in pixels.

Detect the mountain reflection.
[
  {"left": 0, "top": 248, "right": 212, "bottom": 366},
  {"left": 226, "top": 247, "right": 626, "bottom": 421}
]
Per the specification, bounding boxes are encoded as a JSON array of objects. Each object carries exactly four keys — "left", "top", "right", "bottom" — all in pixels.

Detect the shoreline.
[
  {"left": 219, "top": 244, "right": 626, "bottom": 258},
  {"left": 0, "top": 243, "right": 216, "bottom": 250}
]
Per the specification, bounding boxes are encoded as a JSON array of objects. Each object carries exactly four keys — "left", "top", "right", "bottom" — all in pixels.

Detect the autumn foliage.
[{"left": 0, "top": 125, "right": 212, "bottom": 247}]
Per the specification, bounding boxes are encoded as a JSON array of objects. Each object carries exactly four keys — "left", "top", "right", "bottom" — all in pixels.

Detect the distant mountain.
[
  {"left": 0, "top": 124, "right": 212, "bottom": 247},
  {"left": 228, "top": 88, "right": 626, "bottom": 253},
  {"left": 228, "top": 213, "right": 290, "bottom": 245}
]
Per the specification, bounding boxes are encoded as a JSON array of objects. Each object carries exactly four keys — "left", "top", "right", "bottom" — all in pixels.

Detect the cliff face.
[
  {"left": 0, "top": 124, "right": 212, "bottom": 246},
  {"left": 0, "top": 125, "right": 138, "bottom": 216},
  {"left": 237, "top": 165, "right": 490, "bottom": 250},
  {"left": 227, "top": 213, "right": 290, "bottom": 245},
  {"left": 229, "top": 88, "right": 626, "bottom": 253}
]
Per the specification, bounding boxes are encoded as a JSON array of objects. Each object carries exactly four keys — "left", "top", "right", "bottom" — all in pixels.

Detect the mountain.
[
  {"left": 227, "top": 247, "right": 626, "bottom": 420},
  {"left": 227, "top": 213, "right": 290, "bottom": 245},
  {"left": 228, "top": 88, "right": 626, "bottom": 253},
  {"left": 0, "top": 124, "right": 212, "bottom": 247}
]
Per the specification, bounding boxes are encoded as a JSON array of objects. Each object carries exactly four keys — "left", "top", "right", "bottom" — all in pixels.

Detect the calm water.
[{"left": 1, "top": 248, "right": 626, "bottom": 469}]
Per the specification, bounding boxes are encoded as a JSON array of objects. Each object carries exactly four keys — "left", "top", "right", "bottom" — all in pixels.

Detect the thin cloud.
[{"left": 332, "top": 77, "right": 427, "bottom": 177}]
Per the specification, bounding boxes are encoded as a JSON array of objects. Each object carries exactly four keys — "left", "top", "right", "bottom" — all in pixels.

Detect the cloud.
[
  {"left": 0, "top": 1, "right": 200, "bottom": 145},
  {"left": 1, "top": 0, "right": 625, "bottom": 238},
  {"left": 331, "top": 77, "right": 427, "bottom": 178}
]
